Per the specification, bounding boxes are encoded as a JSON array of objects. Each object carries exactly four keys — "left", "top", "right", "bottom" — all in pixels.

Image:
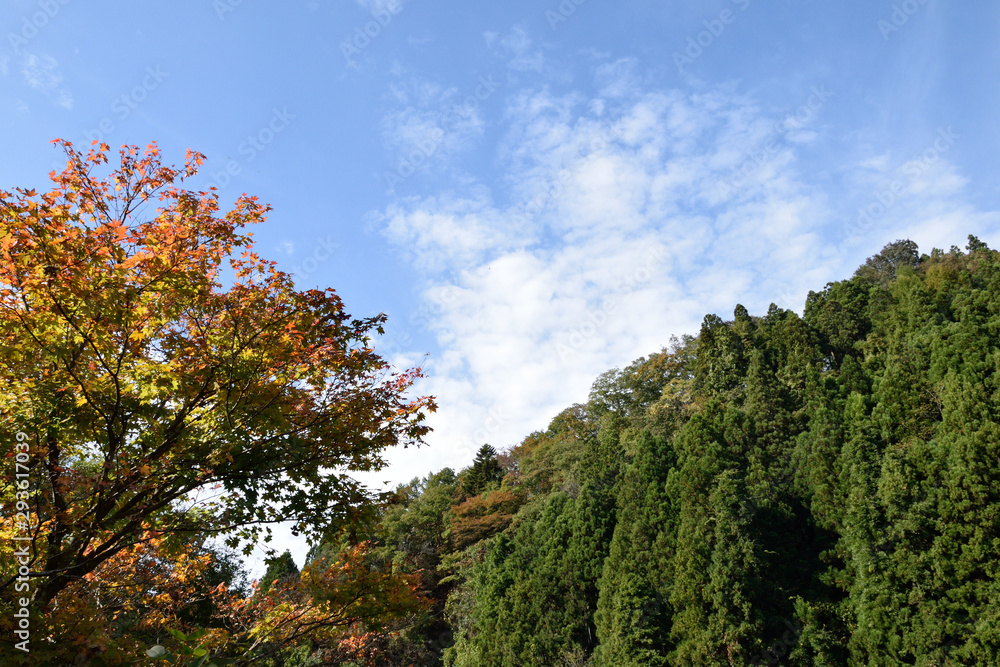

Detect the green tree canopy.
[
  {"left": 460, "top": 444, "right": 503, "bottom": 497},
  {"left": 257, "top": 550, "right": 300, "bottom": 597}
]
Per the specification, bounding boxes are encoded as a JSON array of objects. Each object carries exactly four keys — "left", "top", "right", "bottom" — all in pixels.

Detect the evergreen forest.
[{"left": 324, "top": 236, "right": 1000, "bottom": 666}]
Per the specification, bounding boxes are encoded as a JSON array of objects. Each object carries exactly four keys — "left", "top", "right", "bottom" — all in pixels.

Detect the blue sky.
[{"left": 3, "top": 0, "right": 999, "bottom": 568}]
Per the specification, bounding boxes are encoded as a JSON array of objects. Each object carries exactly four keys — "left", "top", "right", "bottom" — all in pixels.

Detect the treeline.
[
  {"left": 8, "top": 233, "right": 996, "bottom": 665},
  {"left": 307, "top": 236, "right": 999, "bottom": 666}
]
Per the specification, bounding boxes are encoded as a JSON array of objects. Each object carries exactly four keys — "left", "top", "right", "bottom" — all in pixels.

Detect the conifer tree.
[
  {"left": 461, "top": 444, "right": 503, "bottom": 497},
  {"left": 435, "top": 238, "right": 1000, "bottom": 667},
  {"left": 593, "top": 431, "right": 677, "bottom": 667},
  {"left": 257, "top": 550, "right": 300, "bottom": 597}
]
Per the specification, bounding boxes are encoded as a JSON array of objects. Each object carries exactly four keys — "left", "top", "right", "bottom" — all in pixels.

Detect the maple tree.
[
  {"left": 17, "top": 530, "right": 236, "bottom": 664},
  {"left": 0, "top": 140, "right": 435, "bottom": 614}
]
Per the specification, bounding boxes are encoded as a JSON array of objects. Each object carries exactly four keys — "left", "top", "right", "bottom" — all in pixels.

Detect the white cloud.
[
  {"left": 20, "top": 52, "right": 73, "bottom": 110},
  {"left": 380, "top": 194, "right": 521, "bottom": 273},
  {"left": 839, "top": 126, "right": 1000, "bottom": 255},
  {"left": 363, "top": 59, "right": 1000, "bottom": 487},
  {"left": 594, "top": 58, "right": 641, "bottom": 98},
  {"left": 497, "top": 26, "right": 545, "bottom": 73},
  {"left": 378, "top": 73, "right": 503, "bottom": 188},
  {"left": 368, "top": 82, "right": 844, "bottom": 479},
  {"left": 0, "top": 56, "right": 8, "bottom": 76},
  {"left": 484, "top": 25, "right": 574, "bottom": 84}
]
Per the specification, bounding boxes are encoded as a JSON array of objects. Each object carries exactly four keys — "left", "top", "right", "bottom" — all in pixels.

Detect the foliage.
[
  {"left": 439, "top": 237, "right": 1000, "bottom": 666},
  {"left": 447, "top": 488, "right": 525, "bottom": 551},
  {"left": 258, "top": 550, "right": 300, "bottom": 598},
  {"left": 459, "top": 445, "right": 503, "bottom": 498},
  {"left": 0, "top": 140, "right": 434, "bottom": 610},
  {"left": 1, "top": 150, "right": 995, "bottom": 667},
  {"left": 146, "top": 628, "right": 222, "bottom": 667},
  {"left": 0, "top": 140, "right": 433, "bottom": 661},
  {"left": 853, "top": 238, "right": 920, "bottom": 287},
  {"left": 211, "top": 541, "right": 428, "bottom": 665}
]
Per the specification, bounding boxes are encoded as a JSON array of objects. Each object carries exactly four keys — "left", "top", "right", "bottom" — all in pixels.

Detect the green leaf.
[{"left": 146, "top": 645, "right": 168, "bottom": 659}]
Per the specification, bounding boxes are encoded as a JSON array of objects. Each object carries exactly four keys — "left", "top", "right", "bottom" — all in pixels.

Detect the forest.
[
  {"left": 342, "top": 235, "right": 1000, "bottom": 667},
  {"left": 1, "top": 143, "right": 998, "bottom": 665}
]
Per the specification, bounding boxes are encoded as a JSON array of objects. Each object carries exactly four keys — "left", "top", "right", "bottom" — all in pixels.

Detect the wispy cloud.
[
  {"left": 494, "top": 26, "right": 545, "bottom": 73},
  {"left": 841, "top": 126, "right": 999, "bottom": 252},
  {"left": 20, "top": 52, "right": 73, "bottom": 110},
  {"left": 485, "top": 25, "right": 571, "bottom": 84},
  {"left": 371, "top": 80, "right": 841, "bottom": 473},
  {"left": 377, "top": 72, "right": 504, "bottom": 189},
  {"left": 366, "top": 43, "right": 999, "bottom": 480},
  {"left": 381, "top": 80, "right": 485, "bottom": 157}
]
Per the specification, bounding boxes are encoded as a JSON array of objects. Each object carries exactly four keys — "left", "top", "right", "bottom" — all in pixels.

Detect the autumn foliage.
[
  {"left": 0, "top": 140, "right": 435, "bottom": 660},
  {"left": 211, "top": 541, "right": 428, "bottom": 664},
  {"left": 447, "top": 489, "right": 524, "bottom": 550}
]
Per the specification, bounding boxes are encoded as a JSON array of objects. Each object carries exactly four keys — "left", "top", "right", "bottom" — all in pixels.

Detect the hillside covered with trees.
[
  {"left": 2, "top": 143, "right": 998, "bottom": 665},
  {"left": 345, "top": 235, "right": 999, "bottom": 667},
  {"left": 244, "top": 235, "right": 1000, "bottom": 666}
]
